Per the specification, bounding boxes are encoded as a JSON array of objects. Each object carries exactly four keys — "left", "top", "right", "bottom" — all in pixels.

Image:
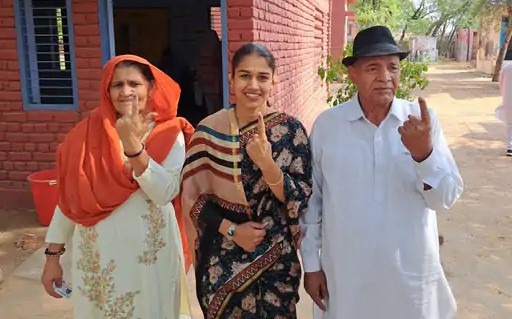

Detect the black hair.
[
  {"left": 115, "top": 60, "right": 155, "bottom": 82},
  {"left": 231, "top": 43, "right": 276, "bottom": 76}
]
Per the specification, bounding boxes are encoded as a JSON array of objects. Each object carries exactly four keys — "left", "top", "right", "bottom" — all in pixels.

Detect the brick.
[
  {"left": 0, "top": 123, "right": 6, "bottom": 132},
  {"left": 0, "top": 9, "right": 13, "bottom": 18},
  {"left": 74, "top": 3, "right": 97, "bottom": 13},
  {"left": 75, "top": 57, "right": 90, "bottom": 68},
  {"left": 21, "top": 124, "right": 34, "bottom": 133},
  {"left": 11, "top": 143, "right": 23, "bottom": 151},
  {"left": 24, "top": 143, "right": 36, "bottom": 152},
  {"left": 34, "top": 152, "right": 56, "bottom": 162},
  {"left": 0, "top": 152, "right": 6, "bottom": 161},
  {"left": 0, "top": 49, "right": 16, "bottom": 61},
  {"left": 0, "top": 142, "right": 9, "bottom": 151},
  {"left": 47, "top": 123, "right": 60, "bottom": 133},
  {"left": 14, "top": 162, "right": 26, "bottom": 170},
  {"left": 0, "top": 41, "right": 17, "bottom": 50},
  {"left": 0, "top": 170, "right": 6, "bottom": 180},
  {"left": 75, "top": 47, "right": 101, "bottom": 58},
  {"left": 29, "top": 133, "right": 55, "bottom": 143},
  {"left": 229, "top": 20, "right": 254, "bottom": 30},
  {"left": 0, "top": 91, "right": 22, "bottom": 101},
  {"left": 37, "top": 143, "right": 49, "bottom": 152},
  {"left": 79, "top": 69, "right": 102, "bottom": 80},
  {"left": 52, "top": 112, "right": 80, "bottom": 123},
  {"left": 9, "top": 152, "right": 31, "bottom": 161},
  {"left": 0, "top": 17, "right": 14, "bottom": 27},
  {"left": 89, "top": 80, "right": 101, "bottom": 90},
  {"left": 26, "top": 162, "right": 39, "bottom": 171},
  {"left": 59, "top": 124, "right": 74, "bottom": 133},
  {"left": 0, "top": 181, "right": 12, "bottom": 188},
  {"left": 57, "top": 134, "right": 67, "bottom": 142},
  {"left": 50, "top": 143, "right": 59, "bottom": 152},
  {"left": 78, "top": 90, "right": 99, "bottom": 101},
  {"left": 228, "top": 8, "right": 240, "bottom": 17},
  {"left": 85, "top": 14, "right": 99, "bottom": 24},
  {"left": 0, "top": 28, "right": 15, "bottom": 39},
  {"left": 2, "top": 71, "right": 20, "bottom": 80},
  {"left": 8, "top": 171, "right": 30, "bottom": 181},
  {"left": 5, "top": 132, "right": 29, "bottom": 142},
  {"left": 228, "top": 0, "right": 253, "bottom": 6},
  {"left": 34, "top": 123, "right": 48, "bottom": 133},
  {"left": 39, "top": 162, "right": 53, "bottom": 170},
  {"left": 3, "top": 161, "right": 13, "bottom": 170},
  {"left": 2, "top": 112, "right": 26, "bottom": 122},
  {"left": 240, "top": 8, "right": 256, "bottom": 18},
  {"left": 12, "top": 181, "right": 28, "bottom": 188},
  {"left": 74, "top": 25, "right": 99, "bottom": 37},
  {"left": 6, "top": 122, "right": 20, "bottom": 132}
]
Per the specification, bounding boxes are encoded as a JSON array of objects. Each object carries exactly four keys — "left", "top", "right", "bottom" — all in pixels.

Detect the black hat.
[{"left": 342, "top": 26, "right": 409, "bottom": 66}]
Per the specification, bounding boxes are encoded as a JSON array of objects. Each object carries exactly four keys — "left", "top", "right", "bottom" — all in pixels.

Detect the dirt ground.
[
  {"left": 0, "top": 209, "right": 46, "bottom": 285},
  {"left": 0, "top": 62, "right": 510, "bottom": 318},
  {"left": 423, "top": 63, "right": 512, "bottom": 319}
]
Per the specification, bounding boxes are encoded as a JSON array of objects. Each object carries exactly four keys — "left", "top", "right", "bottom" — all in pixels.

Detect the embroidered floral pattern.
[
  {"left": 138, "top": 201, "right": 166, "bottom": 265},
  {"left": 76, "top": 227, "right": 140, "bottom": 318}
]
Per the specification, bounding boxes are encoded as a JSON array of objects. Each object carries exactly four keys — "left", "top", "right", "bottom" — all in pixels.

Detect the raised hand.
[
  {"left": 115, "top": 93, "right": 156, "bottom": 153},
  {"left": 398, "top": 97, "right": 433, "bottom": 162},
  {"left": 246, "top": 112, "right": 273, "bottom": 169}
]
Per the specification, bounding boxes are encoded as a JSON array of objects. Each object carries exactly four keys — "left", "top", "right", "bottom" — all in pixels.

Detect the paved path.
[{"left": 0, "top": 62, "right": 510, "bottom": 318}]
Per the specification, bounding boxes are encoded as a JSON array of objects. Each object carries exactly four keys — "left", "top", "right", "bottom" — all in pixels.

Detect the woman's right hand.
[
  {"left": 233, "top": 221, "right": 267, "bottom": 252},
  {"left": 41, "top": 259, "right": 64, "bottom": 298}
]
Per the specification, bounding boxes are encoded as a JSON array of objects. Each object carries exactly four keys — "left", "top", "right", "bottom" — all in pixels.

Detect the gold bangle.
[{"left": 265, "top": 171, "right": 283, "bottom": 186}]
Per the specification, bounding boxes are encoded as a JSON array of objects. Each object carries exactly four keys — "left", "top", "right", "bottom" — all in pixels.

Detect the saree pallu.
[{"left": 181, "top": 106, "right": 312, "bottom": 319}]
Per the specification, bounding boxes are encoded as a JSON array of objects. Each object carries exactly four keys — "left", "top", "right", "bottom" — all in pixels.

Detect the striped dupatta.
[{"left": 181, "top": 107, "right": 250, "bottom": 263}]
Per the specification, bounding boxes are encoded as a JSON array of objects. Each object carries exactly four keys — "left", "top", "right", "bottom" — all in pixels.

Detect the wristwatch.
[{"left": 226, "top": 223, "right": 236, "bottom": 241}]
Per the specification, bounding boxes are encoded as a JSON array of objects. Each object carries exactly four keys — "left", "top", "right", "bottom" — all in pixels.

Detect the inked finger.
[
  {"left": 418, "top": 97, "right": 430, "bottom": 124},
  {"left": 257, "top": 112, "right": 268, "bottom": 141}
]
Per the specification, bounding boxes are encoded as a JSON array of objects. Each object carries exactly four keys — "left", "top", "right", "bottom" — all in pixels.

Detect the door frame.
[{"left": 97, "top": 0, "right": 230, "bottom": 109}]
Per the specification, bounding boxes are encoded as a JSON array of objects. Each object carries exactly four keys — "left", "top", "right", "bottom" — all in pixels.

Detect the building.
[
  {"left": 476, "top": 8, "right": 512, "bottom": 75},
  {"left": 0, "top": 0, "right": 334, "bottom": 207},
  {"left": 330, "top": 0, "right": 357, "bottom": 59}
]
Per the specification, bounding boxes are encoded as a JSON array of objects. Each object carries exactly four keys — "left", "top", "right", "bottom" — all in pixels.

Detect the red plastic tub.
[{"left": 27, "top": 169, "right": 58, "bottom": 226}]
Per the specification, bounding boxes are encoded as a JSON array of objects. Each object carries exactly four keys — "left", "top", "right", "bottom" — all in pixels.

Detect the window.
[{"left": 14, "top": 0, "right": 78, "bottom": 110}]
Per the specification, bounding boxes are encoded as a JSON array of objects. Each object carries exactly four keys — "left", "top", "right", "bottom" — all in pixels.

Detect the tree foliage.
[{"left": 318, "top": 45, "right": 430, "bottom": 106}]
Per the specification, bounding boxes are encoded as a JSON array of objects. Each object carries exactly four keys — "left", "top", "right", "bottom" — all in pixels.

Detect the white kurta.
[
  {"left": 300, "top": 96, "right": 463, "bottom": 319},
  {"left": 499, "top": 61, "right": 512, "bottom": 149},
  {"left": 46, "top": 132, "right": 191, "bottom": 319}
]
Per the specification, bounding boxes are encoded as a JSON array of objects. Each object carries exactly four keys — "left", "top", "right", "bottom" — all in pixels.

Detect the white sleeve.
[
  {"left": 414, "top": 110, "right": 463, "bottom": 211},
  {"left": 299, "top": 124, "right": 323, "bottom": 272},
  {"left": 134, "top": 131, "right": 186, "bottom": 205},
  {"left": 45, "top": 205, "right": 75, "bottom": 244}
]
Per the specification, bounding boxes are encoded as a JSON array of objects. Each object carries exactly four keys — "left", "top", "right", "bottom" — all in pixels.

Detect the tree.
[{"left": 318, "top": 45, "right": 430, "bottom": 106}]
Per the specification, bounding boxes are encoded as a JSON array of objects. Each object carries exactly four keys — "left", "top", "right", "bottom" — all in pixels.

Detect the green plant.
[{"left": 318, "top": 44, "right": 430, "bottom": 106}]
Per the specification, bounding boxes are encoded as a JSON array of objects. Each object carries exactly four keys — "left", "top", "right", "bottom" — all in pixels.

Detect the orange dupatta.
[{"left": 57, "top": 55, "right": 194, "bottom": 268}]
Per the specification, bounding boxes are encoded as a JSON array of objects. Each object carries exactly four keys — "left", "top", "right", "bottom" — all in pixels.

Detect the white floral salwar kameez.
[{"left": 46, "top": 132, "right": 191, "bottom": 319}]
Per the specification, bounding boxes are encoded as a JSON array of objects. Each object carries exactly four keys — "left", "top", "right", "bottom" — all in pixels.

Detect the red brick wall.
[
  {"left": 210, "top": 6, "right": 223, "bottom": 39},
  {"left": 227, "top": 0, "right": 330, "bottom": 130},
  {"left": 0, "top": 0, "right": 102, "bottom": 208}
]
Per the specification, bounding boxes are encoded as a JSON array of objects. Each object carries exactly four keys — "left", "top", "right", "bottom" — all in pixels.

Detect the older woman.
[{"left": 40, "top": 55, "right": 193, "bottom": 319}]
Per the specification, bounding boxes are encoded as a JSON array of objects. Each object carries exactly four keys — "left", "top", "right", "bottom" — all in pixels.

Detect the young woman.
[{"left": 181, "top": 43, "right": 313, "bottom": 318}]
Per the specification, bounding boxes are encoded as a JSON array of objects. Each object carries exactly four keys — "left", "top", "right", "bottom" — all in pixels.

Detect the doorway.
[{"left": 100, "top": 0, "right": 228, "bottom": 126}]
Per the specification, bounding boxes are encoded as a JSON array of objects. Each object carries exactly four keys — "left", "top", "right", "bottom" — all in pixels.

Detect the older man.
[{"left": 300, "top": 26, "right": 463, "bottom": 319}]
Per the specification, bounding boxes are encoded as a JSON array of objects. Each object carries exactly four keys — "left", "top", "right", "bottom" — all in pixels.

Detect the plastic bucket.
[{"left": 27, "top": 169, "right": 58, "bottom": 226}]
